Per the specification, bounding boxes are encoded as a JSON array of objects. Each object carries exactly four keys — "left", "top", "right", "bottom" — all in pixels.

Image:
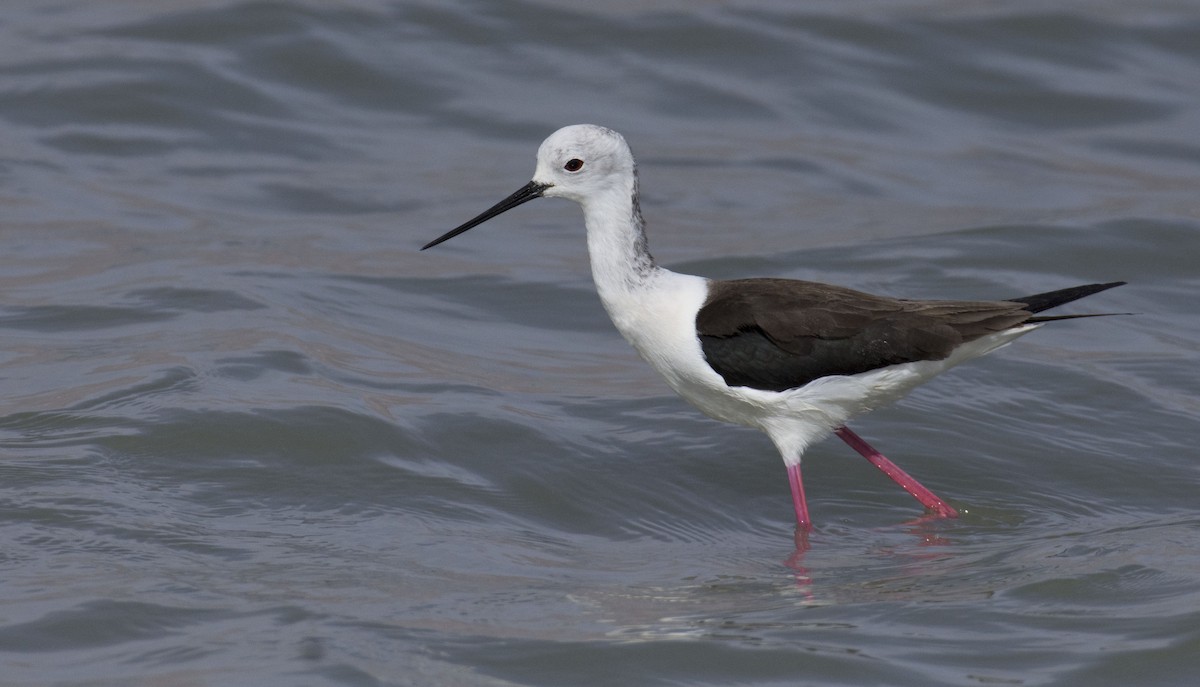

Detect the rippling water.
[{"left": 2, "top": 1, "right": 1199, "bottom": 685}]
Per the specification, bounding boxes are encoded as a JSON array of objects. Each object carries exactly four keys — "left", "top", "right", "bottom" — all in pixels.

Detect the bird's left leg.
[{"left": 786, "top": 462, "right": 812, "bottom": 531}]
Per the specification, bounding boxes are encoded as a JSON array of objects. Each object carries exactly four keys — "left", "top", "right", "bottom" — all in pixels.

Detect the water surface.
[{"left": 1, "top": 2, "right": 1198, "bottom": 685}]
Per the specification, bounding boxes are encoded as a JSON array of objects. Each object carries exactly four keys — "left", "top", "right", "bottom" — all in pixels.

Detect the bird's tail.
[{"left": 1009, "top": 281, "right": 1127, "bottom": 320}]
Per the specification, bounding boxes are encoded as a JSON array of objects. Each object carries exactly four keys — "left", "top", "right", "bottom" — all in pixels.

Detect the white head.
[
  {"left": 422, "top": 124, "right": 638, "bottom": 250},
  {"left": 532, "top": 124, "right": 636, "bottom": 203}
]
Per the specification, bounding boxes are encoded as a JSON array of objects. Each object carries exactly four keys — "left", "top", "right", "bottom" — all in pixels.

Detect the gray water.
[{"left": 2, "top": 1, "right": 1199, "bottom": 685}]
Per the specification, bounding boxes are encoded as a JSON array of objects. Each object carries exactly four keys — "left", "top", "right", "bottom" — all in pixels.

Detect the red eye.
[{"left": 564, "top": 158, "right": 584, "bottom": 172}]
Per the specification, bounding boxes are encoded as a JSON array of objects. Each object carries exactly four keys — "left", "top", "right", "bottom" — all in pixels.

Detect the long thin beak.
[{"left": 421, "top": 180, "right": 550, "bottom": 250}]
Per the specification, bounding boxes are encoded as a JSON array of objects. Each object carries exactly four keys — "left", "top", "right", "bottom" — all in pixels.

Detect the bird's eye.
[{"left": 564, "top": 158, "right": 584, "bottom": 172}]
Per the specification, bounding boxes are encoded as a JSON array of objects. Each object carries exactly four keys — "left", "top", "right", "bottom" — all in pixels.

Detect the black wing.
[{"left": 696, "top": 279, "right": 1123, "bottom": 392}]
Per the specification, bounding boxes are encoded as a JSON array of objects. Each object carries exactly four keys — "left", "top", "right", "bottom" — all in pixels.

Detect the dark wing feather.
[
  {"left": 1009, "top": 281, "right": 1124, "bottom": 314},
  {"left": 696, "top": 278, "right": 1122, "bottom": 392}
]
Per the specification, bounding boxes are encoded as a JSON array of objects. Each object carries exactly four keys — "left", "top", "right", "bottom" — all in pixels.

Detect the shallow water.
[{"left": 2, "top": 1, "right": 1199, "bottom": 685}]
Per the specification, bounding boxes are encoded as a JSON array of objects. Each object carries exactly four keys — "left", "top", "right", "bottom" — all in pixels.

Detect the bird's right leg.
[{"left": 834, "top": 426, "right": 958, "bottom": 518}]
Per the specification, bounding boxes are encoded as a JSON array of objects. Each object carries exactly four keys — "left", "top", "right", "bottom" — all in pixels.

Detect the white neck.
[
  {"left": 575, "top": 173, "right": 716, "bottom": 409},
  {"left": 580, "top": 172, "right": 660, "bottom": 308}
]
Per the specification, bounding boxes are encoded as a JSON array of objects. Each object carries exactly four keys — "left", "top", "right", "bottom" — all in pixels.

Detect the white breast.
[{"left": 595, "top": 271, "right": 775, "bottom": 426}]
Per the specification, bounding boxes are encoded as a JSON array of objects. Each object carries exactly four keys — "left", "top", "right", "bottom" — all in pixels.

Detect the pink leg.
[
  {"left": 834, "top": 426, "right": 958, "bottom": 519},
  {"left": 786, "top": 463, "right": 812, "bottom": 532}
]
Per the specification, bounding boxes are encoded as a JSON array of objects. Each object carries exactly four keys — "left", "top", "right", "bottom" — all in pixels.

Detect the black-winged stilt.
[{"left": 422, "top": 124, "right": 1123, "bottom": 540}]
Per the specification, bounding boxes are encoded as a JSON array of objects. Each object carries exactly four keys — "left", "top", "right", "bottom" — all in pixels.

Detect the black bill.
[{"left": 421, "top": 180, "right": 550, "bottom": 250}]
